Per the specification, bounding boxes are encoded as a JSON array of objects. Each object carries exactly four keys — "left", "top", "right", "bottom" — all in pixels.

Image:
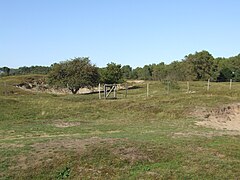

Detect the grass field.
[{"left": 1, "top": 75, "right": 240, "bottom": 179}]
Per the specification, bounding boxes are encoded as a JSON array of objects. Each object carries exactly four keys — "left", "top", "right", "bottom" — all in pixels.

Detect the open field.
[{"left": 1, "top": 75, "right": 240, "bottom": 179}]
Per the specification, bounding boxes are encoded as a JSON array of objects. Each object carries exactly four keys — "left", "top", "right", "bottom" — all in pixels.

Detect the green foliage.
[
  {"left": 1, "top": 50, "right": 240, "bottom": 84},
  {"left": 233, "top": 70, "right": 240, "bottom": 82},
  {"left": 217, "top": 68, "right": 233, "bottom": 82},
  {"left": 132, "top": 67, "right": 142, "bottom": 79},
  {"left": 57, "top": 166, "right": 71, "bottom": 179},
  {"left": 129, "top": 51, "right": 240, "bottom": 82},
  {"left": 162, "top": 80, "right": 180, "bottom": 91},
  {"left": 3, "top": 67, "right": 10, "bottom": 76},
  {"left": 0, "top": 66, "right": 50, "bottom": 76},
  {"left": 151, "top": 63, "right": 166, "bottom": 81},
  {"left": 0, "top": 67, "right": 10, "bottom": 76},
  {"left": 165, "top": 61, "right": 186, "bottom": 81},
  {"left": 142, "top": 65, "right": 152, "bottom": 80},
  {"left": 18, "top": 66, "right": 50, "bottom": 75},
  {"left": 121, "top": 65, "right": 133, "bottom": 79},
  {"left": 184, "top": 50, "right": 215, "bottom": 80},
  {"left": 132, "top": 65, "right": 153, "bottom": 80},
  {"left": 48, "top": 57, "right": 99, "bottom": 94},
  {"left": 99, "top": 62, "right": 123, "bottom": 84}
]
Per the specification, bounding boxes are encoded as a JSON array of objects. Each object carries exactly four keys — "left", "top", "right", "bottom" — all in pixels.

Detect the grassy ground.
[{"left": 0, "top": 75, "right": 240, "bottom": 179}]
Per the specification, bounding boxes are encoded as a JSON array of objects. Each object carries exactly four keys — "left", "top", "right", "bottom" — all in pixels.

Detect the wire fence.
[
  {"left": 1, "top": 79, "right": 239, "bottom": 98},
  {"left": 102, "top": 79, "right": 240, "bottom": 99}
]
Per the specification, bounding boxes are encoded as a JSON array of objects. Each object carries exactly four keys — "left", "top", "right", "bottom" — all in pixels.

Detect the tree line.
[
  {"left": 0, "top": 66, "right": 50, "bottom": 76},
  {"left": 128, "top": 51, "right": 240, "bottom": 82},
  {"left": 1, "top": 50, "right": 240, "bottom": 84}
]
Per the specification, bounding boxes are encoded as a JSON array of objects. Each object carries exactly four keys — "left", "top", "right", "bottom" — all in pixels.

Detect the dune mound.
[{"left": 194, "top": 103, "right": 240, "bottom": 131}]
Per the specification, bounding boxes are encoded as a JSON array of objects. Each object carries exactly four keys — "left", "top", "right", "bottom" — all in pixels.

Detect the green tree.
[
  {"left": 214, "top": 55, "right": 240, "bottom": 82},
  {"left": 152, "top": 63, "right": 166, "bottom": 81},
  {"left": 132, "top": 67, "right": 143, "bottom": 79},
  {"left": 48, "top": 57, "right": 99, "bottom": 94},
  {"left": 121, "top": 65, "right": 132, "bottom": 79},
  {"left": 184, "top": 50, "right": 215, "bottom": 80},
  {"left": 18, "top": 66, "right": 31, "bottom": 74},
  {"left": 166, "top": 61, "right": 186, "bottom": 81},
  {"left": 100, "top": 62, "right": 123, "bottom": 84},
  {"left": 217, "top": 67, "right": 233, "bottom": 82},
  {"left": 2, "top": 67, "right": 10, "bottom": 76},
  {"left": 233, "top": 70, "right": 240, "bottom": 82},
  {"left": 142, "top": 65, "right": 152, "bottom": 80},
  {"left": 132, "top": 66, "right": 151, "bottom": 80}
]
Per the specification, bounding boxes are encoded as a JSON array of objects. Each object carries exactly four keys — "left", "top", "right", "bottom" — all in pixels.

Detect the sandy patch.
[
  {"left": 0, "top": 143, "right": 24, "bottom": 149},
  {"left": 172, "top": 131, "right": 240, "bottom": 138},
  {"left": 127, "top": 80, "right": 145, "bottom": 84},
  {"left": 53, "top": 121, "right": 82, "bottom": 128},
  {"left": 193, "top": 103, "right": 240, "bottom": 132}
]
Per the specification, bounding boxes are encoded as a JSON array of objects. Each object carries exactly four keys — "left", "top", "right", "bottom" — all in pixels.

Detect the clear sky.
[{"left": 1, "top": 0, "right": 240, "bottom": 68}]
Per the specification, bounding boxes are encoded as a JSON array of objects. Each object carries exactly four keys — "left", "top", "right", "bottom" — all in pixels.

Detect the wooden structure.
[{"left": 104, "top": 84, "right": 117, "bottom": 99}]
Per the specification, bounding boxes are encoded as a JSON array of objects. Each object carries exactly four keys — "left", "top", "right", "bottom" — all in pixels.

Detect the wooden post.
[
  {"left": 4, "top": 82, "right": 7, "bottom": 96},
  {"left": 147, "top": 83, "right": 149, "bottom": 97},
  {"left": 125, "top": 83, "right": 128, "bottom": 98},
  {"left": 113, "top": 84, "right": 116, "bottom": 98},
  {"left": 187, "top": 81, "right": 190, "bottom": 93},
  {"left": 229, "top": 79, "right": 232, "bottom": 90},
  {"left": 104, "top": 84, "right": 106, "bottom": 99},
  {"left": 98, "top": 83, "right": 101, "bottom": 99},
  {"left": 207, "top": 79, "right": 210, "bottom": 91},
  {"left": 167, "top": 81, "right": 170, "bottom": 94}
]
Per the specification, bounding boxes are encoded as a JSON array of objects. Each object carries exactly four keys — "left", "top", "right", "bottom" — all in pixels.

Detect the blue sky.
[{"left": 1, "top": 0, "right": 240, "bottom": 68}]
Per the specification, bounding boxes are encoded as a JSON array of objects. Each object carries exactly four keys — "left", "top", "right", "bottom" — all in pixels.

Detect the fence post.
[
  {"left": 147, "top": 83, "right": 149, "bottom": 97},
  {"left": 229, "top": 79, "right": 232, "bottom": 90},
  {"left": 4, "top": 82, "right": 7, "bottom": 96},
  {"left": 187, "top": 81, "right": 190, "bottom": 93},
  {"left": 98, "top": 83, "right": 101, "bottom": 99},
  {"left": 114, "top": 84, "right": 116, "bottom": 98},
  {"left": 125, "top": 83, "right": 128, "bottom": 98},
  {"left": 207, "top": 79, "right": 210, "bottom": 91},
  {"left": 104, "top": 84, "right": 106, "bottom": 99},
  {"left": 167, "top": 81, "right": 170, "bottom": 94}
]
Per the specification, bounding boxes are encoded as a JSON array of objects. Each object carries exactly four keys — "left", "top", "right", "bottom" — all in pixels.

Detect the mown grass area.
[{"left": 0, "top": 75, "right": 240, "bottom": 179}]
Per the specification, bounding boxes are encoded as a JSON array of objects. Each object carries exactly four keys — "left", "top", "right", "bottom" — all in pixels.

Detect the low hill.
[{"left": 0, "top": 75, "right": 240, "bottom": 179}]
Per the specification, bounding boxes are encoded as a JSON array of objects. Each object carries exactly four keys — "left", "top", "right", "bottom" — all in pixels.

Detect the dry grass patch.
[
  {"left": 172, "top": 131, "right": 240, "bottom": 138},
  {"left": 8, "top": 137, "right": 152, "bottom": 176},
  {"left": 52, "top": 120, "right": 82, "bottom": 128},
  {"left": 113, "top": 146, "right": 151, "bottom": 164}
]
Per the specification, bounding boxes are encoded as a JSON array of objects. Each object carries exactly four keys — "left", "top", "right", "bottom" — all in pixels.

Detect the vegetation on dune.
[
  {"left": 0, "top": 75, "right": 240, "bottom": 179},
  {"left": 48, "top": 57, "right": 99, "bottom": 94},
  {"left": 1, "top": 50, "right": 240, "bottom": 83},
  {"left": 1, "top": 49, "right": 240, "bottom": 179},
  {"left": 99, "top": 62, "right": 123, "bottom": 84}
]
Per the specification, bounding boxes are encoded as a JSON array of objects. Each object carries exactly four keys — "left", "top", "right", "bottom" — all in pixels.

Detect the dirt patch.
[
  {"left": 113, "top": 146, "right": 150, "bottom": 163},
  {"left": 11, "top": 137, "right": 150, "bottom": 174},
  {"left": 172, "top": 131, "right": 240, "bottom": 138},
  {"left": 0, "top": 143, "right": 24, "bottom": 149},
  {"left": 12, "top": 137, "right": 117, "bottom": 171},
  {"left": 127, "top": 80, "right": 145, "bottom": 84},
  {"left": 192, "top": 103, "right": 240, "bottom": 132},
  {"left": 53, "top": 121, "right": 82, "bottom": 128},
  {"left": 106, "top": 130, "right": 122, "bottom": 134},
  {"left": 31, "top": 137, "right": 106, "bottom": 152}
]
